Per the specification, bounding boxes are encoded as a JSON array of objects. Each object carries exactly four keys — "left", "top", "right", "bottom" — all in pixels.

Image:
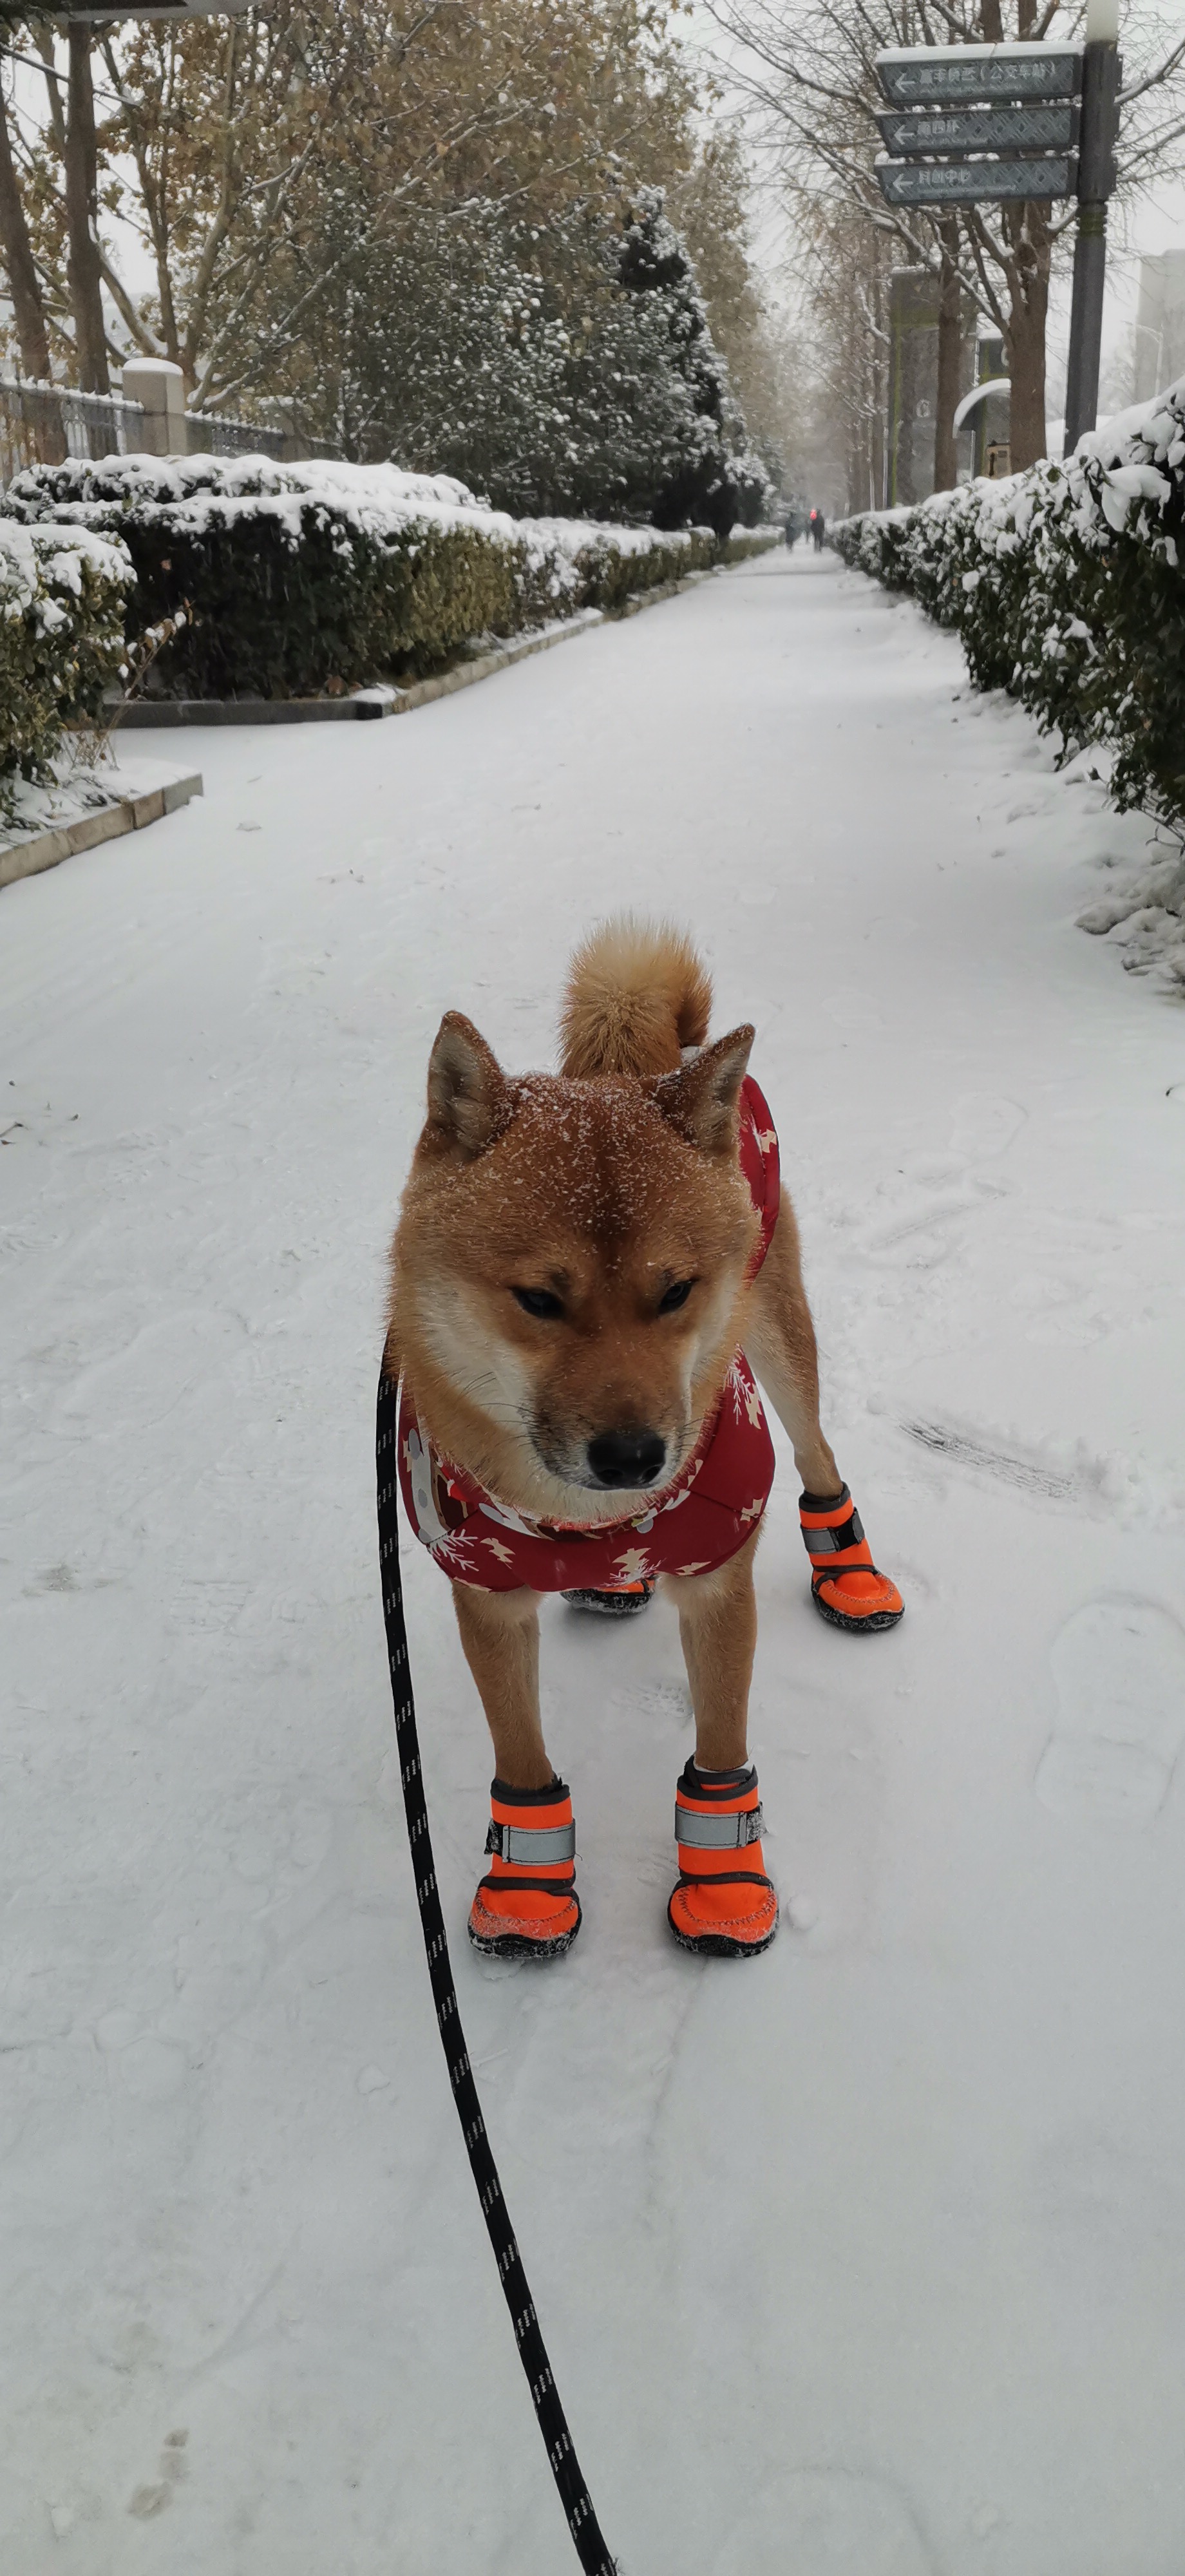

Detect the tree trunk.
[
  {"left": 0, "top": 83, "right": 66, "bottom": 464},
  {"left": 1003, "top": 201, "right": 1050, "bottom": 470},
  {"left": 933, "top": 220, "right": 962, "bottom": 493},
  {"left": 65, "top": 25, "right": 110, "bottom": 393},
  {"left": 0, "top": 86, "right": 53, "bottom": 383}
]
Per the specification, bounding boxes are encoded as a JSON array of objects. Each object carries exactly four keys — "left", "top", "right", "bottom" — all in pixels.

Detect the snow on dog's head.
[{"left": 389, "top": 1014, "right": 759, "bottom": 1524}]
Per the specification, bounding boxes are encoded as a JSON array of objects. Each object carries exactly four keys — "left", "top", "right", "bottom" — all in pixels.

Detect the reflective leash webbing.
[{"left": 376, "top": 1360, "right": 616, "bottom": 2576}]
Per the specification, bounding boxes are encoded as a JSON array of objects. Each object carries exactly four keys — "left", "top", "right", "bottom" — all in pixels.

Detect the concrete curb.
[
  {"left": 0, "top": 770, "right": 203, "bottom": 891},
  {"left": 104, "top": 567, "right": 723, "bottom": 730}
]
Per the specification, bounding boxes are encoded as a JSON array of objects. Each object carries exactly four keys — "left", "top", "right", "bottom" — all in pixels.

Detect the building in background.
[
  {"left": 886, "top": 269, "right": 976, "bottom": 506},
  {"left": 1132, "top": 252, "right": 1185, "bottom": 403}
]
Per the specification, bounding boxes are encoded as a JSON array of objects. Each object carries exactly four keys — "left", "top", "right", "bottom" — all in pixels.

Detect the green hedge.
[
  {"left": 831, "top": 378, "right": 1185, "bottom": 825},
  {"left": 0, "top": 520, "right": 133, "bottom": 791},
  {"left": 1, "top": 456, "right": 776, "bottom": 703}
]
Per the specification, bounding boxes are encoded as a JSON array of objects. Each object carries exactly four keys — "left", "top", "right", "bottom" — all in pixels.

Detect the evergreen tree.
[{"left": 308, "top": 191, "right": 771, "bottom": 527}]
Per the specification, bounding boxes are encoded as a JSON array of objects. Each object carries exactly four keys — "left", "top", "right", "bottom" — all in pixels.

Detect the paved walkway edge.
[{"left": 0, "top": 770, "right": 204, "bottom": 891}]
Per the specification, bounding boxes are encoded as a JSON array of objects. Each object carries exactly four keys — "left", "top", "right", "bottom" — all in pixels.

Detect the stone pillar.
[
  {"left": 121, "top": 357, "right": 187, "bottom": 458},
  {"left": 887, "top": 270, "right": 938, "bottom": 509},
  {"left": 1133, "top": 251, "right": 1185, "bottom": 403},
  {"left": 887, "top": 269, "right": 979, "bottom": 507},
  {"left": 972, "top": 336, "right": 1011, "bottom": 478}
]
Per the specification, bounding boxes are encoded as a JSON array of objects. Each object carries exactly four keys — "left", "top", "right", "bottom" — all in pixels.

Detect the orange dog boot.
[
  {"left": 562, "top": 1578, "right": 656, "bottom": 1618},
  {"left": 667, "top": 1760, "right": 779, "bottom": 1958},
  {"left": 800, "top": 1485, "right": 904, "bottom": 1634},
  {"left": 468, "top": 1776, "right": 582, "bottom": 1960}
]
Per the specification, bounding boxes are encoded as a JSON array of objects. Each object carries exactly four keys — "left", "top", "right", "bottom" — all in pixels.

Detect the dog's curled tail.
[{"left": 560, "top": 915, "right": 712, "bottom": 1079}]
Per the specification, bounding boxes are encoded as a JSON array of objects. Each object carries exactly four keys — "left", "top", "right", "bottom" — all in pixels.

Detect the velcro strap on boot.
[
  {"left": 801, "top": 1489, "right": 865, "bottom": 1559},
  {"left": 675, "top": 1802, "right": 765, "bottom": 1850},
  {"left": 485, "top": 1818, "right": 576, "bottom": 1866}
]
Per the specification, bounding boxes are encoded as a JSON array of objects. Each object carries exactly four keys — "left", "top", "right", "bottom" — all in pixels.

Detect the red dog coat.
[{"left": 397, "top": 1075, "right": 780, "bottom": 1592}]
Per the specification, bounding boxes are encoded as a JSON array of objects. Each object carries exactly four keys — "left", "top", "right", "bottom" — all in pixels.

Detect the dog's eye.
[
  {"left": 513, "top": 1287, "right": 564, "bottom": 1320},
  {"left": 658, "top": 1279, "right": 696, "bottom": 1314}
]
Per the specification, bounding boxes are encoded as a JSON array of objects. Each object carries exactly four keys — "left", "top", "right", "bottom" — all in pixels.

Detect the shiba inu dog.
[{"left": 386, "top": 918, "right": 902, "bottom": 1960}]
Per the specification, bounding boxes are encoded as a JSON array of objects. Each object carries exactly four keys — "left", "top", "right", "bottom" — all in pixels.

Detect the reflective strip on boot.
[
  {"left": 801, "top": 1510, "right": 864, "bottom": 1557},
  {"left": 486, "top": 1818, "right": 577, "bottom": 1866},
  {"left": 673, "top": 1801, "right": 765, "bottom": 1850}
]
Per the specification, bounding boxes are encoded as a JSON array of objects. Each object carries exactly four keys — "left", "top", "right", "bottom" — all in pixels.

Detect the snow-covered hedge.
[
  {"left": 1, "top": 455, "right": 775, "bottom": 703},
  {"left": 831, "top": 377, "right": 1185, "bottom": 826},
  {"left": 0, "top": 519, "right": 132, "bottom": 788}
]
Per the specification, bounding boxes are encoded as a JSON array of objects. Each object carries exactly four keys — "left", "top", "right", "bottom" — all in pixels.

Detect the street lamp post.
[{"left": 1063, "top": 0, "right": 1121, "bottom": 455}]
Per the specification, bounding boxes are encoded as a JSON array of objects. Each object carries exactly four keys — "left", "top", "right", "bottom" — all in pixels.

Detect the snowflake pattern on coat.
[{"left": 397, "top": 1075, "right": 781, "bottom": 1593}]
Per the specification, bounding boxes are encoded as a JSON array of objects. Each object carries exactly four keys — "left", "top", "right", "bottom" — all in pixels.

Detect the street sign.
[
  {"left": 878, "top": 154, "right": 1076, "bottom": 205},
  {"left": 875, "top": 101, "right": 1077, "bottom": 156},
  {"left": 876, "top": 44, "right": 1081, "bottom": 105},
  {"left": 871, "top": 36, "right": 1119, "bottom": 451}
]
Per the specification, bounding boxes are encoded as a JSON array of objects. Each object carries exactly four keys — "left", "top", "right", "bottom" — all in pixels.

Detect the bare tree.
[
  {"left": 797, "top": 193, "right": 894, "bottom": 511},
  {"left": 0, "top": 72, "right": 52, "bottom": 381},
  {"left": 8, "top": 0, "right": 717, "bottom": 418},
  {"left": 64, "top": 25, "right": 108, "bottom": 392}
]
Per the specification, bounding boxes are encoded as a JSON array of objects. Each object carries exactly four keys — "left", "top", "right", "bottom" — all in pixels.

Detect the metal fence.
[
  {"left": 184, "top": 409, "right": 286, "bottom": 460},
  {"left": 0, "top": 378, "right": 334, "bottom": 484},
  {"left": 0, "top": 380, "right": 145, "bottom": 483}
]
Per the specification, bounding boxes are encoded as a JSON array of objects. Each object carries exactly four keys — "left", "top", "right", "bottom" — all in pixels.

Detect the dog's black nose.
[{"left": 587, "top": 1428, "right": 667, "bottom": 1490}]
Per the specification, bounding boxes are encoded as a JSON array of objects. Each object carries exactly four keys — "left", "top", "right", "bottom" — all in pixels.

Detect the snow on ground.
[
  {"left": 0, "top": 748, "right": 197, "bottom": 862},
  {"left": 3, "top": 549, "right": 1184, "bottom": 2576}
]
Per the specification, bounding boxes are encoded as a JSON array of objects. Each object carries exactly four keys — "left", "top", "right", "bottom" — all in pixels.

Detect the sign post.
[{"left": 1063, "top": 0, "right": 1120, "bottom": 451}]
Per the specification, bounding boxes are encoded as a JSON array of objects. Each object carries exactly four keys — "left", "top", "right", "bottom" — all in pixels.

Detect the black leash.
[{"left": 375, "top": 1358, "right": 617, "bottom": 2575}]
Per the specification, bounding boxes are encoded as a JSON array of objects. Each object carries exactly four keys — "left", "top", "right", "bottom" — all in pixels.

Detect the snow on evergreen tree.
[
  {"left": 612, "top": 191, "right": 770, "bottom": 533},
  {"left": 307, "top": 192, "right": 772, "bottom": 529}
]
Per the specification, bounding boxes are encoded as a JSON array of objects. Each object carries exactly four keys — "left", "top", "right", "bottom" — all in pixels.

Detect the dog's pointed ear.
[
  {"left": 424, "top": 1013, "right": 512, "bottom": 1159},
  {"left": 650, "top": 1025, "right": 755, "bottom": 1156}
]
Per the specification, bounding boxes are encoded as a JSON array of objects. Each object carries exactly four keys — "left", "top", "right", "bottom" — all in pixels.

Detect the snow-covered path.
[{"left": 3, "top": 550, "right": 1185, "bottom": 2576}]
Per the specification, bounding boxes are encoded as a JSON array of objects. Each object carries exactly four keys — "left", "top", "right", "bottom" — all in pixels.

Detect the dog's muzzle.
[{"left": 585, "top": 1428, "right": 667, "bottom": 1490}]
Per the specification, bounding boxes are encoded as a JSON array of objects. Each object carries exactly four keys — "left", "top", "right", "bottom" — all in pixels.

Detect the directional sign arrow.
[
  {"left": 875, "top": 100, "right": 1077, "bottom": 155},
  {"left": 877, "top": 44, "right": 1081, "bottom": 105},
  {"left": 877, "top": 152, "right": 1077, "bottom": 204}
]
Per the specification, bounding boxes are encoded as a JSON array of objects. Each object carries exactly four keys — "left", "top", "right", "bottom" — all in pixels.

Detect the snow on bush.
[
  {"left": 0, "top": 519, "right": 132, "bottom": 791},
  {"left": 831, "top": 378, "right": 1185, "bottom": 831},
  {"left": 1, "top": 455, "right": 773, "bottom": 704}
]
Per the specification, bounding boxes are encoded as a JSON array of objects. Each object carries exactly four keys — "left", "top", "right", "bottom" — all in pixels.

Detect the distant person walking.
[{"left": 810, "top": 507, "right": 826, "bottom": 552}]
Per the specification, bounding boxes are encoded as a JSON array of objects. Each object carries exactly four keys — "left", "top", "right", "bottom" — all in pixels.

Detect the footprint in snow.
[
  {"left": 1036, "top": 1597, "right": 1185, "bottom": 1828},
  {"left": 710, "top": 2467, "right": 934, "bottom": 2576},
  {"left": 902, "top": 1417, "right": 1090, "bottom": 1506},
  {"left": 854, "top": 1103, "right": 1023, "bottom": 1272},
  {"left": 949, "top": 1092, "right": 1027, "bottom": 1160}
]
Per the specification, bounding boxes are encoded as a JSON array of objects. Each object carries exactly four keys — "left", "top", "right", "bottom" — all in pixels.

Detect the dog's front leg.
[
  {"left": 452, "top": 1583, "right": 582, "bottom": 1960},
  {"left": 451, "top": 1581, "right": 549, "bottom": 1788},
  {"left": 665, "top": 1531, "right": 760, "bottom": 1770},
  {"left": 663, "top": 1533, "right": 779, "bottom": 1956}
]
